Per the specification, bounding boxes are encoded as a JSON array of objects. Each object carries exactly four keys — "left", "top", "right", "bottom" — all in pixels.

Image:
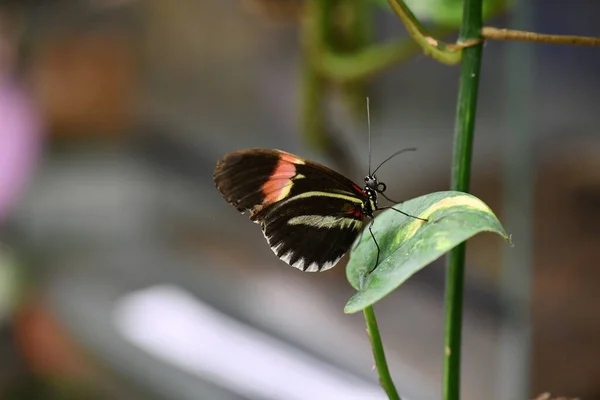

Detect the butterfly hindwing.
[
  {"left": 260, "top": 192, "right": 364, "bottom": 272},
  {"left": 214, "top": 149, "right": 368, "bottom": 272}
]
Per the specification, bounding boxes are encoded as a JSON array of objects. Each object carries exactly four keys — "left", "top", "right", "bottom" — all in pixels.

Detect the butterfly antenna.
[
  {"left": 379, "top": 191, "right": 400, "bottom": 204},
  {"left": 372, "top": 147, "right": 417, "bottom": 176},
  {"left": 367, "top": 97, "right": 372, "bottom": 175}
]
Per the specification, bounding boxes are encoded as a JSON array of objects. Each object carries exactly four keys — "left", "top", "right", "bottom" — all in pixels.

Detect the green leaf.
[{"left": 344, "top": 191, "right": 510, "bottom": 314}]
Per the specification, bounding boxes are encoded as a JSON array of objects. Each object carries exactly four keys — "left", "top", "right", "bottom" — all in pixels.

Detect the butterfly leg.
[
  {"left": 380, "top": 206, "right": 428, "bottom": 222},
  {"left": 367, "top": 219, "right": 381, "bottom": 274}
]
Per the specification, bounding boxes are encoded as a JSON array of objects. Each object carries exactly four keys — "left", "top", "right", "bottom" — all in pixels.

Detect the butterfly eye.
[{"left": 377, "top": 182, "right": 387, "bottom": 193}]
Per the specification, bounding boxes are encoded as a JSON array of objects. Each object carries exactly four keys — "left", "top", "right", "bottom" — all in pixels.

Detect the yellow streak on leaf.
[{"left": 403, "top": 195, "right": 492, "bottom": 239}]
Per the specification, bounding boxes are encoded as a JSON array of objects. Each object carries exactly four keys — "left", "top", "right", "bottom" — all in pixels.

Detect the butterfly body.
[{"left": 214, "top": 148, "right": 383, "bottom": 272}]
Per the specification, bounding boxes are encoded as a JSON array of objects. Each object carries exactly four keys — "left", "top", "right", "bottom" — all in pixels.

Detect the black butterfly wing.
[
  {"left": 214, "top": 149, "right": 368, "bottom": 272},
  {"left": 259, "top": 190, "right": 365, "bottom": 272}
]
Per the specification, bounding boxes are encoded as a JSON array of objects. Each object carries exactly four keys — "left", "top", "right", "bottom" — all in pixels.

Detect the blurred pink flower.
[{"left": 0, "top": 78, "right": 42, "bottom": 221}]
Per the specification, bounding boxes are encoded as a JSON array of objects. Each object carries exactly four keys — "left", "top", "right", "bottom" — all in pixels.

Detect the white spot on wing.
[
  {"left": 288, "top": 254, "right": 308, "bottom": 272},
  {"left": 304, "top": 262, "right": 320, "bottom": 272},
  {"left": 318, "top": 256, "right": 343, "bottom": 272},
  {"left": 261, "top": 225, "right": 346, "bottom": 272},
  {"left": 279, "top": 251, "right": 294, "bottom": 265},
  {"left": 272, "top": 243, "right": 283, "bottom": 256},
  {"left": 281, "top": 252, "right": 344, "bottom": 272}
]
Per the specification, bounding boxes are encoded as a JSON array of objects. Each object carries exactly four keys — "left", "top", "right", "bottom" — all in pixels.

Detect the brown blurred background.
[{"left": 0, "top": 0, "right": 599, "bottom": 399}]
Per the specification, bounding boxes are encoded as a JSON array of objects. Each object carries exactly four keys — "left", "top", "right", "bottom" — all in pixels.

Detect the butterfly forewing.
[
  {"left": 214, "top": 149, "right": 283, "bottom": 215},
  {"left": 214, "top": 149, "right": 368, "bottom": 272}
]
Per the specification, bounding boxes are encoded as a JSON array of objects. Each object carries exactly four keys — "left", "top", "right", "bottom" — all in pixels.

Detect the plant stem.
[
  {"left": 444, "top": 0, "right": 483, "bottom": 399},
  {"left": 363, "top": 306, "right": 401, "bottom": 400},
  {"left": 386, "top": 0, "right": 463, "bottom": 65},
  {"left": 312, "top": 26, "right": 455, "bottom": 84},
  {"left": 482, "top": 27, "right": 600, "bottom": 47},
  {"left": 338, "top": 0, "right": 372, "bottom": 119},
  {"left": 300, "top": 57, "right": 326, "bottom": 149},
  {"left": 299, "top": 0, "right": 332, "bottom": 149}
]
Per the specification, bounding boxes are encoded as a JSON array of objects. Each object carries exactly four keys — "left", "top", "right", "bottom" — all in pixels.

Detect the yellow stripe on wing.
[
  {"left": 282, "top": 191, "right": 364, "bottom": 205},
  {"left": 287, "top": 215, "right": 363, "bottom": 230}
]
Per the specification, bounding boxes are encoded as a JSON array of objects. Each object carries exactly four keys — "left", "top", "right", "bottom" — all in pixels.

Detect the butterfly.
[{"left": 213, "top": 147, "right": 426, "bottom": 272}]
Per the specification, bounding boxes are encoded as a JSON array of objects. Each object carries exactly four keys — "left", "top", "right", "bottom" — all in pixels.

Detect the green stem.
[
  {"left": 444, "top": 0, "right": 483, "bottom": 399},
  {"left": 338, "top": 0, "right": 372, "bottom": 119},
  {"left": 312, "top": 26, "right": 455, "bottom": 84},
  {"left": 300, "top": 57, "right": 326, "bottom": 148},
  {"left": 300, "top": 0, "right": 332, "bottom": 148},
  {"left": 363, "top": 306, "right": 401, "bottom": 400},
  {"left": 386, "top": 0, "right": 464, "bottom": 65},
  {"left": 303, "top": 0, "right": 458, "bottom": 83}
]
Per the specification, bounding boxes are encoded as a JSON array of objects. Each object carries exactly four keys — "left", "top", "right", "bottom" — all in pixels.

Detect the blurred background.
[{"left": 0, "top": 0, "right": 598, "bottom": 399}]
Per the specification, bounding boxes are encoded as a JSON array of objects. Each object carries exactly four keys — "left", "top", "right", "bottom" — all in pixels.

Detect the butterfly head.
[
  {"left": 364, "top": 174, "right": 387, "bottom": 216},
  {"left": 364, "top": 174, "right": 387, "bottom": 194}
]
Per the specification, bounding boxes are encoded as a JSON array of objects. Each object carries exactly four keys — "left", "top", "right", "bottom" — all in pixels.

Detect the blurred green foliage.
[{"left": 370, "top": 0, "right": 512, "bottom": 26}]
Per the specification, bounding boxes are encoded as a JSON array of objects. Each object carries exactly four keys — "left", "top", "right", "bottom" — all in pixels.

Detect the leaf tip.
[
  {"left": 343, "top": 305, "right": 358, "bottom": 314},
  {"left": 343, "top": 297, "right": 362, "bottom": 314}
]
